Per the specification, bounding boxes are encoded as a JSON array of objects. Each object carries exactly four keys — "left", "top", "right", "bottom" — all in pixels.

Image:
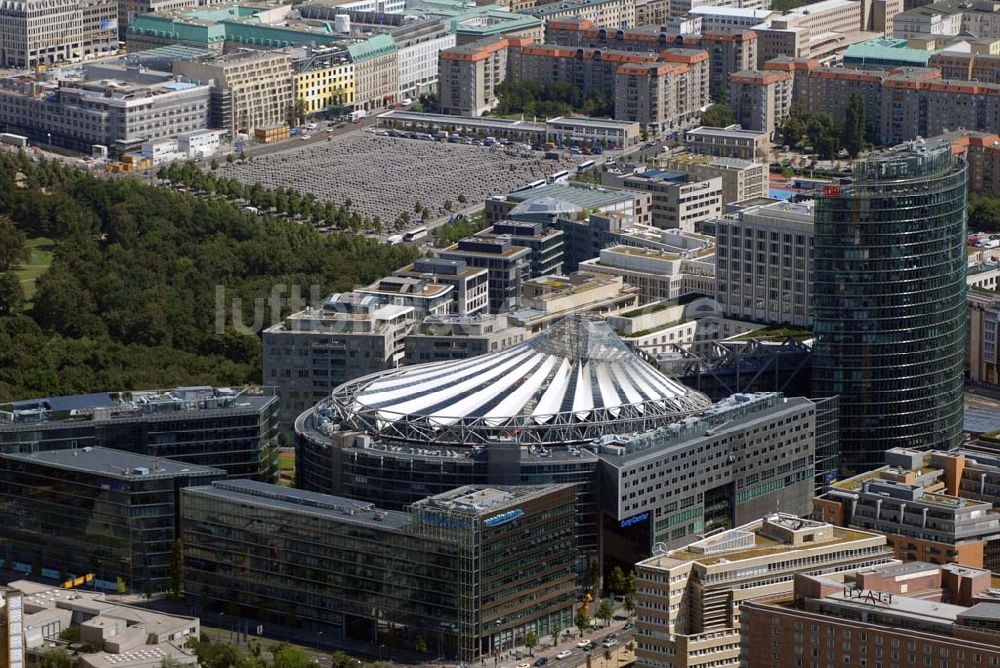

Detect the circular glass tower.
[{"left": 812, "top": 141, "right": 968, "bottom": 474}]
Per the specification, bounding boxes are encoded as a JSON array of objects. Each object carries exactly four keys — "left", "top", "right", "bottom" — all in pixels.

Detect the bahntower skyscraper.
[{"left": 813, "top": 140, "right": 968, "bottom": 474}]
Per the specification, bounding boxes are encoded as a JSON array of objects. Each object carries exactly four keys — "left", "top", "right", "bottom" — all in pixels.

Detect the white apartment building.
[
  {"left": 397, "top": 28, "right": 455, "bottom": 100},
  {"left": 687, "top": 6, "right": 775, "bottom": 31},
  {"left": 715, "top": 199, "right": 814, "bottom": 327},
  {"left": 669, "top": 0, "right": 771, "bottom": 21},
  {"left": 893, "top": 4, "right": 963, "bottom": 39}
]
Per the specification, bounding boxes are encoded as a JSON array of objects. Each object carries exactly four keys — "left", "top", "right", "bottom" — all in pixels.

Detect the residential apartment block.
[
  {"left": 613, "top": 48, "right": 710, "bottom": 131},
  {"left": 814, "top": 448, "right": 1000, "bottom": 570},
  {"left": 729, "top": 68, "right": 793, "bottom": 138},
  {"left": 544, "top": 19, "right": 758, "bottom": 93},
  {"left": 347, "top": 34, "right": 399, "bottom": 111},
  {"left": 438, "top": 37, "right": 529, "bottom": 116},
  {"left": 635, "top": 515, "right": 893, "bottom": 668},
  {"left": 291, "top": 47, "right": 355, "bottom": 115},
  {"left": 174, "top": 50, "right": 293, "bottom": 135},
  {"left": 715, "top": 199, "right": 814, "bottom": 328},
  {"left": 764, "top": 58, "right": 1000, "bottom": 144}
]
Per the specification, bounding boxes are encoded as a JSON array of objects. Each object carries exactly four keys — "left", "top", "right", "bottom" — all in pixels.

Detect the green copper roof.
[{"left": 347, "top": 34, "right": 398, "bottom": 61}]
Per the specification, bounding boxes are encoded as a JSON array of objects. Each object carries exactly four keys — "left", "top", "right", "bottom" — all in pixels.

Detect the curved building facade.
[
  {"left": 812, "top": 140, "right": 967, "bottom": 474},
  {"left": 296, "top": 315, "right": 714, "bottom": 568}
]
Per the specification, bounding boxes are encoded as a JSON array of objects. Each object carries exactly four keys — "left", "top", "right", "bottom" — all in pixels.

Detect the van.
[{"left": 306, "top": 123, "right": 318, "bottom": 131}]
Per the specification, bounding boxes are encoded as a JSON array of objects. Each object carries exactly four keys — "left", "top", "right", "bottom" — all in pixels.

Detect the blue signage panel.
[
  {"left": 484, "top": 509, "right": 524, "bottom": 528},
  {"left": 620, "top": 512, "right": 649, "bottom": 529}
]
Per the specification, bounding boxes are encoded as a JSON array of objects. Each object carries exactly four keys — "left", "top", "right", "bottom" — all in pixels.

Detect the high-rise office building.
[{"left": 812, "top": 140, "right": 967, "bottom": 473}]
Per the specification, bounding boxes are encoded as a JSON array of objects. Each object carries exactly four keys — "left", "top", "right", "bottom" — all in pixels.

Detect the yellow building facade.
[{"left": 294, "top": 61, "right": 356, "bottom": 114}]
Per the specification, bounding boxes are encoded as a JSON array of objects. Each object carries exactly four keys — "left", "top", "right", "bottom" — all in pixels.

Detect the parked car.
[
  {"left": 602, "top": 639, "right": 618, "bottom": 649},
  {"left": 623, "top": 622, "right": 634, "bottom": 631},
  {"left": 555, "top": 651, "right": 572, "bottom": 660}
]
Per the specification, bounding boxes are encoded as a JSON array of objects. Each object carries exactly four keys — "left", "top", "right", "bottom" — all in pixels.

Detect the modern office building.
[
  {"left": 0, "top": 0, "right": 118, "bottom": 68},
  {"left": 511, "top": 272, "right": 640, "bottom": 334},
  {"left": 812, "top": 140, "right": 968, "bottom": 473},
  {"left": 684, "top": 124, "right": 770, "bottom": 159},
  {"left": 355, "top": 276, "right": 454, "bottom": 319},
  {"left": 635, "top": 515, "right": 893, "bottom": 668},
  {"left": 0, "top": 448, "right": 223, "bottom": 592},
  {"left": 405, "top": 314, "right": 526, "bottom": 363},
  {"left": 182, "top": 480, "right": 576, "bottom": 661},
  {"left": 814, "top": 447, "right": 1000, "bottom": 570},
  {"left": 622, "top": 169, "right": 724, "bottom": 232},
  {"left": 579, "top": 243, "right": 716, "bottom": 302},
  {"left": 439, "top": 236, "right": 532, "bottom": 313},
  {"left": 487, "top": 181, "right": 651, "bottom": 229},
  {"left": 524, "top": 0, "right": 636, "bottom": 31},
  {"left": 174, "top": 50, "right": 294, "bottom": 136},
  {"left": 0, "top": 70, "right": 211, "bottom": 155},
  {"left": 295, "top": 315, "right": 826, "bottom": 575},
  {"left": 474, "top": 221, "right": 565, "bottom": 278},
  {"left": 715, "top": 199, "right": 814, "bottom": 328},
  {"left": 658, "top": 154, "right": 768, "bottom": 207},
  {"left": 262, "top": 292, "right": 416, "bottom": 431},
  {"left": 393, "top": 258, "right": 489, "bottom": 316},
  {"left": 740, "top": 563, "right": 1000, "bottom": 668},
  {"left": 0, "top": 387, "right": 279, "bottom": 480}
]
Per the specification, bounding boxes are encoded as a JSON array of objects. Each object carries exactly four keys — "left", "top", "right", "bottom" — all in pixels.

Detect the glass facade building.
[
  {"left": 0, "top": 447, "right": 224, "bottom": 592},
  {"left": 812, "top": 141, "right": 968, "bottom": 474},
  {"left": 0, "top": 387, "right": 280, "bottom": 481},
  {"left": 181, "top": 481, "right": 576, "bottom": 662}
]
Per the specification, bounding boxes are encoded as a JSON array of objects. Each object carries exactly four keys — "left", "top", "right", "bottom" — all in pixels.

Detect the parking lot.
[{"left": 214, "top": 132, "right": 583, "bottom": 228}]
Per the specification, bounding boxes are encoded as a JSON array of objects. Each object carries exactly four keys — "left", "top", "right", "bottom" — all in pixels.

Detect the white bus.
[
  {"left": 547, "top": 170, "right": 570, "bottom": 184},
  {"left": 577, "top": 160, "right": 596, "bottom": 173},
  {"left": 404, "top": 226, "right": 428, "bottom": 242}
]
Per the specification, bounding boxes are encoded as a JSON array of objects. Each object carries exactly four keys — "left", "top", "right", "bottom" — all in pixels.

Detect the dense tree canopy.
[
  {"left": 494, "top": 81, "right": 614, "bottom": 119},
  {"left": 970, "top": 194, "right": 1000, "bottom": 233},
  {"left": 701, "top": 103, "right": 735, "bottom": 128},
  {"left": 0, "top": 152, "right": 417, "bottom": 402}
]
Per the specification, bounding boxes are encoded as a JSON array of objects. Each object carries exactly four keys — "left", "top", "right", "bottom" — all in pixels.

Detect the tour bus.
[{"left": 404, "top": 226, "right": 428, "bottom": 242}]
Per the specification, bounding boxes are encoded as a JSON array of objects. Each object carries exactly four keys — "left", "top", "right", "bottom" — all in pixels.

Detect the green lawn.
[{"left": 14, "top": 237, "right": 54, "bottom": 299}]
